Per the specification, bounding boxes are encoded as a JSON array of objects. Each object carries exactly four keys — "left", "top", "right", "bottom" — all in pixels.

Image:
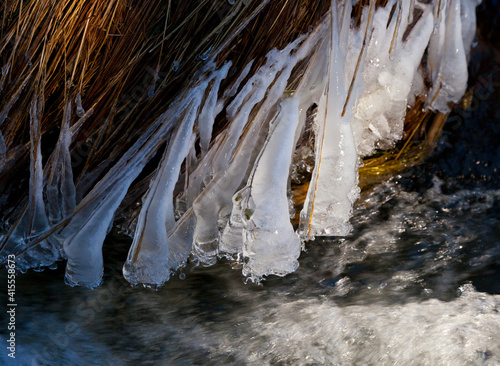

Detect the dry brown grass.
[{"left": 0, "top": 1, "right": 332, "bottom": 218}]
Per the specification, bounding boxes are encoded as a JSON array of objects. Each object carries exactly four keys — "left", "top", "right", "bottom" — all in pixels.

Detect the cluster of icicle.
[{"left": 0, "top": 0, "right": 480, "bottom": 288}]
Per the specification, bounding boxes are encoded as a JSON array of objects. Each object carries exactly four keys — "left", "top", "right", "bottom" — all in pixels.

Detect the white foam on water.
[{"left": 219, "top": 286, "right": 500, "bottom": 365}]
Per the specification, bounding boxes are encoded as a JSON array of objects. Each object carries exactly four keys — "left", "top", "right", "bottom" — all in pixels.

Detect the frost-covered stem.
[{"left": 46, "top": 100, "right": 76, "bottom": 225}]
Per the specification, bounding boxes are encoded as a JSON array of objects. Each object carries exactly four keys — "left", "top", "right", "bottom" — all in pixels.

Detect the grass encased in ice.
[{"left": 0, "top": 0, "right": 479, "bottom": 287}]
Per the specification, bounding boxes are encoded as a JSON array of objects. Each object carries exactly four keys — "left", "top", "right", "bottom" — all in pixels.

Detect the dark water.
[{"left": 2, "top": 7, "right": 500, "bottom": 365}]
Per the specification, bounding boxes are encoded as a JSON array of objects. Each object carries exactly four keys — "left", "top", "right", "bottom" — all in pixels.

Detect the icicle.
[
  {"left": 122, "top": 63, "right": 231, "bottom": 286},
  {"left": 299, "top": 1, "right": 360, "bottom": 238},
  {"left": 192, "top": 108, "right": 266, "bottom": 264},
  {"left": 123, "top": 103, "right": 198, "bottom": 286},
  {"left": 62, "top": 94, "right": 186, "bottom": 287},
  {"left": 237, "top": 97, "right": 302, "bottom": 280},
  {"left": 427, "top": 0, "right": 469, "bottom": 112},
  {"left": 460, "top": 0, "right": 481, "bottom": 60},
  {"left": 165, "top": 209, "right": 196, "bottom": 272},
  {"left": 223, "top": 60, "right": 254, "bottom": 100},
  {"left": 75, "top": 93, "right": 85, "bottom": 118},
  {"left": 1, "top": 96, "right": 62, "bottom": 271},
  {"left": 25, "top": 96, "right": 50, "bottom": 234},
  {"left": 63, "top": 179, "right": 131, "bottom": 288},
  {"left": 408, "top": 0, "right": 415, "bottom": 24},
  {"left": 351, "top": 0, "right": 435, "bottom": 155},
  {"left": 1, "top": 0, "right": 481, "bottom": 286},
  {"left": 434, "top": 0, "right": 447, "bottom": 26},
  {"left": 192, "top": 48, "right": 299, "bottom": 263},
  {"left": 193, "top": 29, "right": 326, "bottom": 264},
  {"left": 220, "top": 32, "right": 330, "bottom": 260},
  {"left": 198, "top": 62, "right": 232, "bottom": 153}
]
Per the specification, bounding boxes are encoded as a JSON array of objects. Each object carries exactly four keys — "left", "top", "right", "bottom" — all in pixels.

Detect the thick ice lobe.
[
  {"left": 350, "top": 0, "right": 432, "bottom": 155},
  {"left": 231, "top": 97, "right": 302, "bottom": 280},
  {"left": 350, "top": 0, "right": 479, "bottom": 155},
  {"left": 300, "top": 0, "right": 360, "bottom": 238}
]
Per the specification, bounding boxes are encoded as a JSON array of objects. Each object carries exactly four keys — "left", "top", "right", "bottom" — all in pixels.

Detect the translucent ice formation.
[
  {"left": 0, "top": 0, "right": 481, "bottom": 287},
  {"left": 237, "top": 96, "right": 302, "bottom": 279},
  {"left": 123, "top": 63, "right": 231, "bottom": 286},
  {"left": 300, "top": 0, "right": 362, "bottom": 238}
]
